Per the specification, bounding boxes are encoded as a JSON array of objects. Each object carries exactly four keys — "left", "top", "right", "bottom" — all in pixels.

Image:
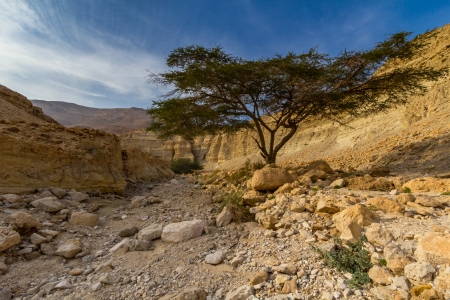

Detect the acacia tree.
[{"left": 147, "top": 31, "right": 444, "bottom": 164}]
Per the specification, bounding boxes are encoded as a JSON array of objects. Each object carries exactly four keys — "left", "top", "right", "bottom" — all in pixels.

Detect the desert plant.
[
  {"left": 367, "top": 204, "right": 379, "bottom": 211},
  {"left": 401, "top": 186, "right": 412, "bottom": 193},
  {"left": 170, "top": 158, "right": 203, "bottom": 174},
  {"left": 378, "top": 258, "right": 387, "bottom": 266},
  {"left": 310, "top": 236, "right": 372, "bottom": 287},
  {"left": 442, "top": 191, "right": 450, "bottom": 196},
  {"left": 219, "top": 191, "right": 252, "bottom": 223},
  {"left": 333, "top": 185, "right": 342, "bottom": 189}
]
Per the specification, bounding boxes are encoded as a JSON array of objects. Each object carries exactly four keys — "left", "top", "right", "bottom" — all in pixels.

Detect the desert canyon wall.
[
  {"left": 0, "top": 85, "right": 173, "bottom": 194},
  {"left": 120, "top": 24, "right": 450, "bottom": 174}
]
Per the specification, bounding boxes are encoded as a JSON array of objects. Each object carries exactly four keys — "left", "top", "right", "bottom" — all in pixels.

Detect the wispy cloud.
[{"left": 0, "top": 0, "right": 165, "bottom": 108}]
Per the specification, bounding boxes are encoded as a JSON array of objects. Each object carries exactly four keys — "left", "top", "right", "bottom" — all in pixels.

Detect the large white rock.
[
  {"left": 0, "top": 227, "right": 20, "bottom": 252},
  {"left": 138, "top": 223, "right": 163, "bottom": 241},
  {"left": 415, "top": 232, "right": 450, "bottom": 265},
  {"left": 31, "top": 197, "right": 65, "bottom": 213},
  {"left": 161, "top": 220, "right": 206, "bottom": 243}
]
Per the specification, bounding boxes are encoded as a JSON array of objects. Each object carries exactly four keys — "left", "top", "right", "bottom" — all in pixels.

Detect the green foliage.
[
  {"left": 401, "top": 186, "right": 412, "bottom": 193},
  {"left": 367, "top": 204, "right": 379, "bottom": 211},
  {"left": 310, "top": 236, "right": 373, "bottom": 288},
  {"left": 333, "top": 185, "right": 342, "bottom": 189},
  {"left": 170, "top": 158, "right": 203, "bottom": 174},
  {"left": 268, "top": 195, "right": 275, "bottom": 200},
  {"left": 378, "top": 258, "right": 387, "bottom": 266},
  {"left": 442, "top": 191, "right": 450, "bottom": 196},
  {"left": 219, "top": 192, "right": 252, "bottom": 223},
  {"left": 147, "top": 32, "right": 446, "bottom": 164}
]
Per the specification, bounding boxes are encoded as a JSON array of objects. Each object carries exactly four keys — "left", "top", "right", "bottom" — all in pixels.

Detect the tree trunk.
[{"left": 263, "top": 152, "right": 276, "bottom": 164}]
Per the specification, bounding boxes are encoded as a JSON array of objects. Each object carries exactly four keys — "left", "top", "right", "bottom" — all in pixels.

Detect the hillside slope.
[
  {"left": 0, "top": 86, "right": 172, "bottom": 194},
  {"left": 121, "top": 24, "right": 450, "bottom": 176},
  {"left": 31, "top": 100, "right": 150, "bottom": 134}
]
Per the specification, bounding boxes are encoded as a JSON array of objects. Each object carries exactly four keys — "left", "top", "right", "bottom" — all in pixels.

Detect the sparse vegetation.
[
  {"left": 333, "top": 185, "right": 342, "bottom": 189},
  {"left": 401, "top": 186, "right": 412, "bottom": 193},
  {"left": 224, "top": 159, "right": 265, "bottom": 185},
  {"left": 442, "top": 191, "right": 450, "bottom": 196},
  {"left": 310, "top": 236, "right": 373, "bottom": 288},
  {"left": 220, "top": 191, "right": 252, "bottom": 223},
  {"left": 170, "top": 158, "right": 203, "bottom": 174},
  {"left": 367, "top": 204, "right": 379, "bottom": 211},
  {"left": 378, "top": 258, "right": 387, "bottom": 266},
  {"left": 268, "top": 195, "right": 275, "bottom": 200}
]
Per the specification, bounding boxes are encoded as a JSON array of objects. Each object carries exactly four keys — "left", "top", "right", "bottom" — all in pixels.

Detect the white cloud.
[{"left": 0, "top": 0, "right": 166, "bottom": 108}]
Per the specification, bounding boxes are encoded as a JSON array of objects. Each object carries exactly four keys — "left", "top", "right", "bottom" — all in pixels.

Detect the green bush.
[
  {"left": 310, "top": 236, "right": 373, "bottom": 288},
  {"left": 333, "top": 185, "right": 342, "bottom": 189},
  {"left": 401, "top": 186, "right": 411, "bottom": 193},
  {"left": 378, "top": 258, "right": 387, "bottom": 266},
  {"left": 442, "top": 191, "right": 450, "bottom": 196},
  {"left": 219, "top": 191, "right": 252, "bottom": 223},
  {"left": 170, "top": 158, "right": 203, "bottom": 174}
]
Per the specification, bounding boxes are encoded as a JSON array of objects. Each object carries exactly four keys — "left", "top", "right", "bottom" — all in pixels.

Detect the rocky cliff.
[
  {"left": 120, "top": 24, "right": 450, "bottom": 175},
  {"left": 0, "top": 86, "right": 172, "bottom": 194}
]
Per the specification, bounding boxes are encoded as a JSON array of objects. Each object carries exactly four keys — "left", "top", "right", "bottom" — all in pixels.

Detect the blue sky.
[{"left": 0, "top": 0, "right": 449, "bottom": 108}]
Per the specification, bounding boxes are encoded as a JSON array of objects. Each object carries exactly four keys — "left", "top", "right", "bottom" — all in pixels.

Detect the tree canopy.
[{"left": 147, "top": 31, "right": 445, "bottom": 164}]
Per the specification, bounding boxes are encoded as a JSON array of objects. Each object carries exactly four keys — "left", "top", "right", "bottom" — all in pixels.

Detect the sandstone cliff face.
[
  {"left": 120, "top": 24, "right": 450, "bottom": 175},
  {"left": 0, "top": 86, "right": 172, "bottom": 194}
]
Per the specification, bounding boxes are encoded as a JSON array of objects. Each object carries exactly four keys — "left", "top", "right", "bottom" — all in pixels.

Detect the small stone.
[
  {"left": 119, "top": 226, "right": 139, "bottom": 237},
  {"left": 404, "top": 262, "right": 436, "bottom": 285},
  {"left": 55, "top": 280, "right": 72, "bottom": 289},
  {"left": 69, "top": 268, "right": 83, "bottom": 276},
  {"left": 30, "top": 233, "right": 47, "bottom": 245},
  {"left": 368, "top": 266, "right": 393, "bottom": 285},
  {"left": 138, "top": 223, "right": 163, "bottom": 241},
  {"left": 205, "top": 250, "right": 226, "bottom": 265},
  {"left": 54, "top": 239, "right": 82, "bottom": 258},
  {"left": 249, "top": 271, "right": 269, "bottom": 285},
  {"left": 224, "top": 285, "right": 255, "bottom": 300},
  {"left": 90, "top": 282, "right": 102, "bottom": 292},
  {"left": 0, "top": 287, "right": 12, "bottom": 300},
  {"left": 30, "top": 197, "right": 66, "bottom": 212},
  {"left": 216, "top": 207, "right": 233, "bottom": 227},
  {"left": 0, "top": 227, "right": 20, "bottom": 252},
  {"left": 69, "top": 212, "right": 99, "bottom": 227},
  {"left": 161, "top": 220, "right": 206, "bottom": 243}
]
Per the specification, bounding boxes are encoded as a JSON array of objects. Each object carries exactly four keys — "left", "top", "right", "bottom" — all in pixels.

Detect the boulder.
[
  {"left": 315, "top": 198, "right": 340, "bottom": 214},
  {"left": 161, "top": 220, "right": 206, "bottom": 243},
  {"left": 249, "top": 271, "right": 269, "bottom": 285},
  {"left": 118, "top": 226, "right": 139, "bottom": 237},
  {"left": 242, "top": 191, "right": 265, "bottom": 206},
  {"left": 307, "top": 160, "right": 334, "bottom": 174},
  {"left": 272, "top": 263, "right": 297, "bottom": 275},
  {"left": 0, "top": 287, "right": 12, "bottom": 300},
  {"left": 30, "top": 233, "right": 47, "bottom": 246},
  {"left": 68, "top": 192, "right": 89, "bottom": 202},
  {"left": 216, "top": 207, "right": 233, "bottom": 227},
  {"left": 404, "top": 262, "right": 436, "bottom": 285},
  {"left": 1, "top": 194, "right": 22, "bottom": 203},
  {"left": 159, "top": 287, "right": 207, "bottom": 300},
  {"left": 225, "top": 285, "right": 255, "bottom": 300},
  {"left": 332, "top": 204, "right": 379, "bottom": 232},
  {"left": 403, "top": 177, "right": 450, "bottom": 193},
  {"left": 129, "top": 196, "right": 147, "bottom": 209},
  {"left": 54, "top": 239, "right": 82, "bottom": 258},
  {"left": 0, "top": 227, "right": 20, "bottom": 252},
  {"left": 30, "top": 197, "right": 65, "bottom": 213},
  {"left": 340, "top": 223, "right": 363, "bottom": 243},
  {"left": 69, "top": 212, "right": 99, "bottom": 227},
  {"left": 347, "top": 175, "right": 394, "bottom": 191},
  {"left": 395, "top": 193, "right": 416, "bottom": 205},
  {"left": 205, "top": 250, "right": 226, "bottom": 265},
  {"left": 274, "top": 183, "right": 294, "bottom": 195},
  {"left": 138, "top": 224, "right": 163, "bottom": 241},
  {"left": 414, "top": 196, "right": 442, "bottom": 208},
  {"left": 415, "top": 232, "right": 450, "bottom": 265},
  {"left": 387, "top": 256, "right": 416, "bottom": 275},
  {"left": 433, "top": 267, "right": 450, "bottom": 295},
  {"left": 50, "top": 187, "right": 66, "bottom": 198},
  {"left": 368, "top": 266, "right": 393, "bottom": 285},
  {"left": 366, "top": 197, "right": 405, "bottom": 214},
  {"left": 330, "top": 178, "right": 345, "bottom": 188},
  {"left": 4, "top": 212, "right": 40, "bottom": 229},
  {"left": 251, "top": 166, "right": 294, "bottom": 191},
  {"left": 365, "top": 225, "right": 394, "bottom": 247},
  {"left": 304, "top": 169, "right": 328, "bottom": 181}
]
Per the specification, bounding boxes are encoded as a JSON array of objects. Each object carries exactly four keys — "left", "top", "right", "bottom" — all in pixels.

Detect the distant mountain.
[{"left": 31, "top": 100, "right": 150, "bottom": 134}]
